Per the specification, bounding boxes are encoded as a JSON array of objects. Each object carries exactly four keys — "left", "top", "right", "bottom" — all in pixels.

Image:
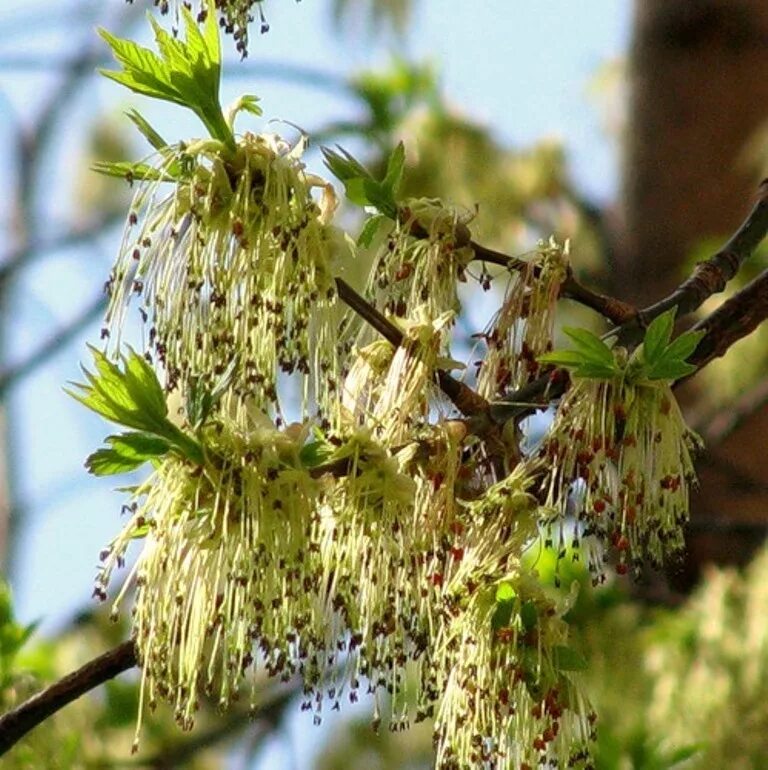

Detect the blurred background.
[{"left": 1, "top": 1, "right": 768, "bottom": 767}]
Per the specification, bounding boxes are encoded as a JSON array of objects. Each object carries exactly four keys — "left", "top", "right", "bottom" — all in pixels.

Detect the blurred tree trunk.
[{"left": 621, "top": 0, "right": 768, "bottom": 588}]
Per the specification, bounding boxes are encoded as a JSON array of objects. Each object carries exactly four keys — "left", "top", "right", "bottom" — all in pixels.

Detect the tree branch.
[
  {"left": 334, "top": 277, "right": 491, "bottom": 421},
  {"left": 619, "top": 181, "right": 768, "bottom": 345},
  {"left": 469, "top": 240, "right": 637, "bottom": 325},
  {"left": 492, "top": 188, "right": 768, "bottom": 420},
  {"left": 687, "top": 265, "right": 768, "bottom": 371},
  {"left": 0, "top": 640, "right": 137, "bottom": 755}
]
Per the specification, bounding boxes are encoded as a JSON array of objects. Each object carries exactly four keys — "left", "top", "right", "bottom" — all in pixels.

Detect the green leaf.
[
  {"left": 574, "top": 362, "right": 620, "bottom": 379},
  {"left": 495, "top": 582, "right": 517, "bottom": 603},
  {"left": 357, "top": 213, "right": 387, "bottom": 248},
  {"left": 91, "top": 160, "right": 180, "bottom": 182},
  {"left": 492, "top": 602, "right": 515, "bottom": 632},
  {"left": 67, "top": 347, "right": 203, "bottom": 466},
  {"left": 321, "top": 145, "right": 398, "bottom": 217},
  {"left": 562, "top": 327, "right": 616, "bottom": 368},
  {"left": 66, "top": 347, "right": 161, "bottom": 432},
  {"left": 538, "top": 350, "right": 592, "bottom": 368},
  {"left": 125, "top": 108, "right": 168, "bottom": 151},
  {"left": 321, "top": 146, "right": 372, "bottom": 183},
  {"left": 667, "top": 744, "right": 703, "bottom": 767},
  {"left": 661, "top": 328, "right": 705, "bottom": 364},
  {"left": 645, "top": 360, "right": 698, "bottom": 381},
  {"left": 552, "top": 644, "right": 588, "bottom": 671},
  {"left": 299, "top": 440, "right": 336, "bottom": 469},
  {"left": 98, "top": 1, "right": 233, "bottom": 148},
  {"left": 642, "top": 308, "right": 675, "bottom": 366},
  {"left": 86, "top": 432, "right": 172, "bottom": 476},
  {"left": 382, "top": 141, "right": 406, "bottom": 198}
]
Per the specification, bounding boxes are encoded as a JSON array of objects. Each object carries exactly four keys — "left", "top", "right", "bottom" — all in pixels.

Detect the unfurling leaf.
[{"left": 86, "top": 432, "right": 171, "bottom": 476}]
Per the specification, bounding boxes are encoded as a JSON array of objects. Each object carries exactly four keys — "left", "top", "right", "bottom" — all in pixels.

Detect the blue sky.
[{"left": 1, "top": 0, "right": 630, "bottom": 634}]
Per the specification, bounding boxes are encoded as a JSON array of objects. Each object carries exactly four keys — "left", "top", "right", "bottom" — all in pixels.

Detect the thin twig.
[
  {"left": 687, "top": 265, "right": 768, "bottom": 372},
  {"left": 493, "top": 188, "right": 768, "bottom": 417},
  {"left": 618, "top": 182, "right": 768, "bottom": 346},
  {"left": 469, "top": 241, "right": 636, "bottom": 325},
  {"left": 0, "top": 640, "right": 137, "bottom": 755},
  {"left": 334, "top": 277, "right": 492, "bottom": 421}
]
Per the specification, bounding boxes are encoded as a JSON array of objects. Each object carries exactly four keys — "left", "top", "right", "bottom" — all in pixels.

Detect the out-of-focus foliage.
[{"left": 583, "top": 541, "right": 768, "bottom": 770}]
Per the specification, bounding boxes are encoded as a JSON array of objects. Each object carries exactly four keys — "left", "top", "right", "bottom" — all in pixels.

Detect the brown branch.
[
  {"left": 687, "top": 265, "right": 768, "bottom": 372},
  {"left": 619, "top": 182, "right": 768, "bottom": 346},
  {"left": 0, "top": 640, "right": 137, "bottom": 755},
  {"left": 469, "top": 240, "right": 636, "bottom": 325},
  {"left": 334, "top": 277, "right": 491, "bottom": 421},
  {"left": 493, "top": 188, "right": 768, "bottom": 418}
]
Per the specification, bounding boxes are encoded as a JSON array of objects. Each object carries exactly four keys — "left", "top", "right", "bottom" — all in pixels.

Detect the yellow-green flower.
[
  {"left": 96, "top": 411, "right": 320, "bottom": 745},
  {"left": 538, "top": 377, "right": 701, "bottom": 575},
  {"left": 430, "top": 466, "right": 594, "bottom": 769},
  {"left": 477, "top": 238, "right": 568, "bottom": 398},
  {"left": 367, "top": 198, "right": 473, "bottom": 320},
  {"left": 105, "top": 132, "right": 341, "bottom": 418}
]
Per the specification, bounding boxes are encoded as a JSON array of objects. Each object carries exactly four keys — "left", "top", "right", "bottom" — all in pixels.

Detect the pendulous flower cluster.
[
  {"left": 537, "top": 376, "right": 701, "bottom": 576},
  {"left": 477, "top": 238, "right": 568, "bottom": 397},
  {"left": 105, "top": 132, "right": 341, "bottom": 419},
  {"left": 367, "top": 198, "right": 474, "bottom": 321}
]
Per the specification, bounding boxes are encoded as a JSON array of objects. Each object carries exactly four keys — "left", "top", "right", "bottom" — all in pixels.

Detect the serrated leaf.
[
  {"left": 661, "top": 328, "right": 705, "bottom": 363},
  {"left": 322, "top": 146, "right": 372, "bottom": 183},
  {"left": 322, "top": 145, "right": 397, "bottom": 217},
  {"left": 125, "top": 109, "right": 168, "bottom": 151},
  {"left": 99, "top": 1, "right": 232, "bottom": 147},
  {"left": 552, "top": 645, "right": 588, "bottom": 671},
  {"left": 645, "top": 360, "right": 698, "bottom": 381},
  {"left": 562, "top": 327, "right": 616, "bottom": 368},
  {"left": 382, "top": 141, "right": 405, "bottom": 197},
  {"left": 343, "top": 177, "right": 371, "bottom": 207},
  {"left": 357, "top": 214, "right": 387, "bottom": 247},
  {"left": 86, "top": 432, "right": 171, "bottom": 476},
  {"left": 642, "top": 308, "right": 676, "bottom": 366}
]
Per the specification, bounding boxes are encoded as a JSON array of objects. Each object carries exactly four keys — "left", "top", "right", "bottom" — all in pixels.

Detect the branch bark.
[{"left": 0, "top": 640, "right": 137, "bottom": 755}]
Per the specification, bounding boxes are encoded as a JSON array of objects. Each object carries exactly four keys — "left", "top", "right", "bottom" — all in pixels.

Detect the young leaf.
[
  {"left": 92, "top": 160, "right": 180, "bottom": 183},
  {"left": 321, "top": 145, "right": 399, "bottom": 218},
  {"left": 98, "top": 1, "right": 233, "bottom": 148},
  {"left": 382, "top": 141, "right": 406, "bottom": 198},
  {"left": 641, "top": 308, "right": 675, "bottom": 366},
  {"left": 660, "top": 327, "right": 705, "bottom": 364},
  {"left": 125, "top": 108, "right": 168, "bottom": 151},
  {"left": 561, "top": 327, "right": 616, "bottom": 369},
  {"left": 645, "top": 359, "right": 698, "bottom": 381},
  {"left": 357, "top": 213, "right": 387, "bottom": 248},
  {"left": 86, "top": 432, "right": 171, "bottom": 476}
]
